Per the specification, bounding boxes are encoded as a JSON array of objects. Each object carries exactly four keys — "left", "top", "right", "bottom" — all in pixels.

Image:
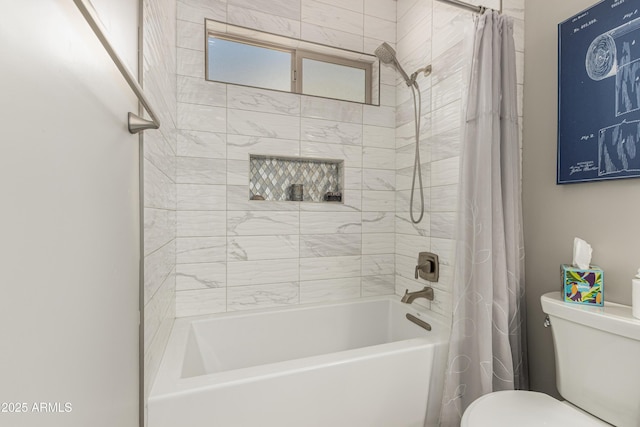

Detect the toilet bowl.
[
  {"left": 461, "top": 390, "right": 610, "bottom": 427},
  {"left": 461, "top": 292, "right": 640, "bottom": 427}
]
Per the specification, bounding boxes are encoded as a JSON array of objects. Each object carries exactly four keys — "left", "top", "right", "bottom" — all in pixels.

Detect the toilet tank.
[{"left": 541, "top": 292, "right": 640, "bottom": 427}]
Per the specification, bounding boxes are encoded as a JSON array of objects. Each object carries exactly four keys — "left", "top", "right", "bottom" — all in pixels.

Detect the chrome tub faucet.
[{"left": 401, "top": 286, "right": 434, "bottom": 304}]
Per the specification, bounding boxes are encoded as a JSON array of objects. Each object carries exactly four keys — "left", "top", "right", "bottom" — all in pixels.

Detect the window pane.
[
  {"left": 302, "top": 58, "right": 366, "bottom": 103},
  {"left": 208, "top": 37, "right": 292, "bottom": 91}
]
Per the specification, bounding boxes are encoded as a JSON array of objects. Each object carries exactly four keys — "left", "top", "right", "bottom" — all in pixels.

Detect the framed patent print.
[{"left": 558, "top": 0, "right": 640, "bottom": 183}]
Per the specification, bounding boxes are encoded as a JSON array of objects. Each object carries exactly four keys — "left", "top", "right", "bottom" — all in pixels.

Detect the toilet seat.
[{"left": 461, "top": 390, "right": 610, "bottom": 427}]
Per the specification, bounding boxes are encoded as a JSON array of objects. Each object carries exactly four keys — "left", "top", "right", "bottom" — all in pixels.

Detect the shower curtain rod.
[
  {"left": 73, "top": 0, "right": 160, "bottom": 134},
  {"left": 436, "top": 0, "right": 502, "bottom": 14}
]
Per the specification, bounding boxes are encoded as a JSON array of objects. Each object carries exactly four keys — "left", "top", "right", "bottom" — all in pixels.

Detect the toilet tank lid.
[
  {"left": 461, "top": 391, "right": 609, "bottom": 427},
  {"left": 541, "top": 292, "right": 640, "bottom": 341}
]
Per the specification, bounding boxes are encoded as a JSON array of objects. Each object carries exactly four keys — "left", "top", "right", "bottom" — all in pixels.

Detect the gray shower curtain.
[{"left": 439, "top": 11, "right": 528, "bottom": 426}]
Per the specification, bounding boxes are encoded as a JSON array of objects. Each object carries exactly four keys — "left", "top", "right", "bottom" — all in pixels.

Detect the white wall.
[
  {"left": 523, "top": 0, "right": 640, "bottom": 397},
  {"left": 0, "top": 1, "right": 140, "bottom": 426}
]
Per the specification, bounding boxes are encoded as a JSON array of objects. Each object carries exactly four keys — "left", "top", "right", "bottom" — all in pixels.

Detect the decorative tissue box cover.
[{"left": 561, "top": 264, "right": 603, "bottom": 306}]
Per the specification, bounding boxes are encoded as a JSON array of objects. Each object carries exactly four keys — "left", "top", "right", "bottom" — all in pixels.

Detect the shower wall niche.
[{"left": 249, "top": 155, "right": 343, "bottom": 202}]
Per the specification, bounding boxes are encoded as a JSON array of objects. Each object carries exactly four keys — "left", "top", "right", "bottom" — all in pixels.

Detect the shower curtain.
[{"left": 439, "top": 11, "right": 528, "bottom": 426}]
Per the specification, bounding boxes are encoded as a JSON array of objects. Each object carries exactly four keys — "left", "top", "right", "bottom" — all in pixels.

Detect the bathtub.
[{"left": 148, "top": 296, "right": 449, "bottom": 427}]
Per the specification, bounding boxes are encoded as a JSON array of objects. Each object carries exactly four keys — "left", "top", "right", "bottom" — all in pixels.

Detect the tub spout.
[{"left": 401, "top": 286, "right": 434, "bottom": 304}]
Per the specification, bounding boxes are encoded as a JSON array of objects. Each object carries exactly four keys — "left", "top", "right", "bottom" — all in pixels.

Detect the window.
[
  {"left": 298, "top": 53, "right": 369, "bottom": 104},
  {"left": 207, "top": 36, "right": 293, "bottom": 92},
  {"left": 205, "top": 21, "right": 378, "bottom": 105}
]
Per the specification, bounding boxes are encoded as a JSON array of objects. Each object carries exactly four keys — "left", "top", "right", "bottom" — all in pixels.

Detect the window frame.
[{"left": 206, "top": 31, "right": 374, "bottom": 105}]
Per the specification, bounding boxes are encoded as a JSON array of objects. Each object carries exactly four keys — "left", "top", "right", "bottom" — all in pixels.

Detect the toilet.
[{"left": 462, "top": 291, "right": 640, "bottom": 427}]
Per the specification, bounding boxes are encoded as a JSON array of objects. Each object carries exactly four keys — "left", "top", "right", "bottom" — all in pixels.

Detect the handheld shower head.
[
  {"left": 374, "top": 42, "right": 397, "bottom": 64},
  {"left": 374, "top": 41, "right": 429, "bottom": 224},
  {"left": 374, "top": 42, "right": 412, "bottom": 86}
]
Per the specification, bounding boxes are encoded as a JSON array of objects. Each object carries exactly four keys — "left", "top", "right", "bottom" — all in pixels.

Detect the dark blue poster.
[{"left": 558, "top": 0, "right": 640, "bottom": 184}]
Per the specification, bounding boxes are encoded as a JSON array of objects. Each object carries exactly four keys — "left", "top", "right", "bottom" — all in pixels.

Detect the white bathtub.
[{"left": 148, "top": 296, "right": 449, "bottom": 427}]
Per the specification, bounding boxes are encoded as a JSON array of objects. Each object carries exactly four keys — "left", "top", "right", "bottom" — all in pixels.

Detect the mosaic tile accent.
[{"left": 249, "top": 156, "right": 343, "bottom": 202}]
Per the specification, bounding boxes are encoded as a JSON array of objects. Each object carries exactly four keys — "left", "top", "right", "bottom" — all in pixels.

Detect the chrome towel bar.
[{"left": 73, "top": 0, "right": 160, "bottom": 134}]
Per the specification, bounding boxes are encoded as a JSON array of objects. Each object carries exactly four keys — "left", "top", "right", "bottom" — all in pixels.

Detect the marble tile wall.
[
  {"left": 142, "top": 0, "right": 177, "bottom": 414},
  {"left": 171, "top": 0, "right": 524, "bottom": 319},
  {"left": 175, "top": 0, "right": 398, "bottom": 316},
  {"left": 393, "top": 0, "right": 525, "bottom": 319}
]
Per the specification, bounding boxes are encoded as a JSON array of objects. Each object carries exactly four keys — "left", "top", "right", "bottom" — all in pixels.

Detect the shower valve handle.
[{"left": 415, "top": 261, "right": 433, "bottom": 279}]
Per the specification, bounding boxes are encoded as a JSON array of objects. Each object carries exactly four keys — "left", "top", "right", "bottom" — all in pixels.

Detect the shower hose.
[{"left": 409, "top": 81, "right": 424, "bottom": 224}]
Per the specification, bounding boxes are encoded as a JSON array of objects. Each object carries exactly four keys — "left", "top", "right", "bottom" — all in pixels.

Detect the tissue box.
[{"left": 561, "top": 264, "right": 604, "bottom": 306}]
